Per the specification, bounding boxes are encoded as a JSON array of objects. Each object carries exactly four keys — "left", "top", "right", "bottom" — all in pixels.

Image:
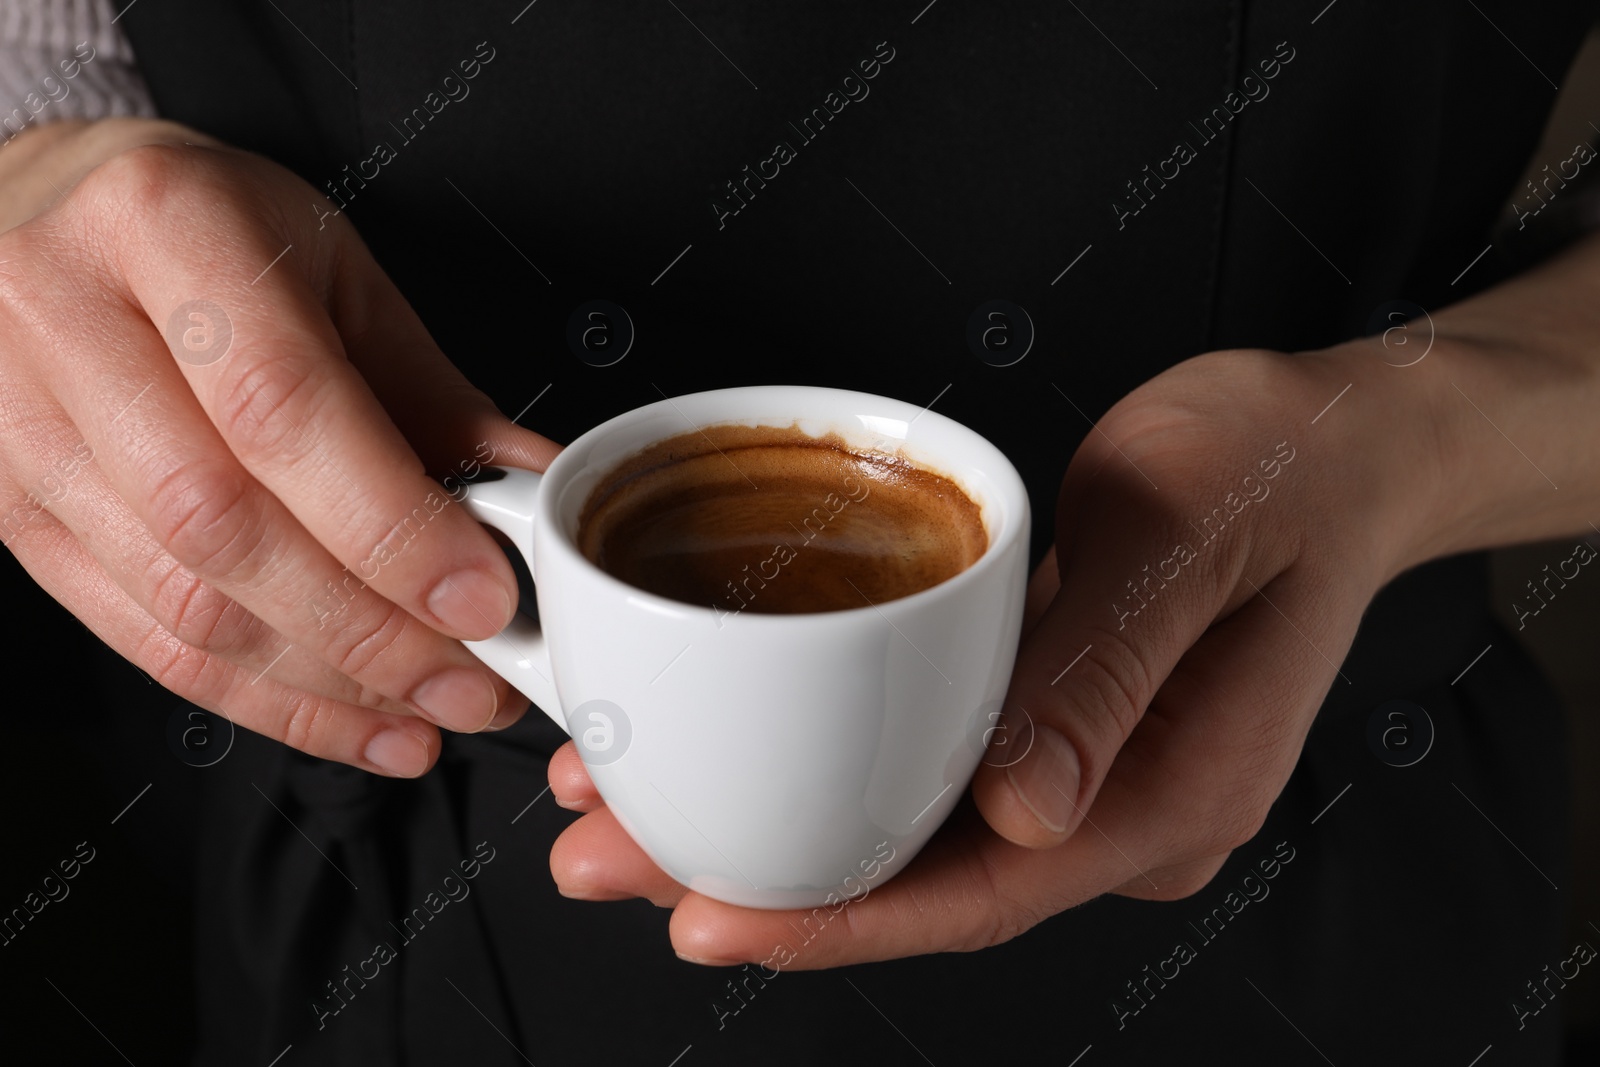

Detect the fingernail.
[
  {"left": 675, "top": 952, "right": 744, "bottom": 967},
  {"left": 1006, "top": 724, "right": 1081, "bottom": 834},
  {"left": 428, "top": 568, "right": 514, "bottom": 638},
  {"left": 364, "top": 729, "right": 430, "bottom": 777},
  {"left": 556, "top": 882, "right": 616, "bottom": 901},
  {"left": 411, "top": 667, "right": 499, "bottom": 732}
]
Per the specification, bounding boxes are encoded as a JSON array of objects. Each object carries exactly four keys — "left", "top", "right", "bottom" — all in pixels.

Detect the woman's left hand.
[{"left": 544, "top": 342, "right": 1447, "bottom": 968}]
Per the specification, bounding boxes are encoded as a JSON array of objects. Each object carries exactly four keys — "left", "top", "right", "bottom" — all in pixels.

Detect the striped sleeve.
[{"left": 0, "top": 0, "right": 156, "bottom": 141}]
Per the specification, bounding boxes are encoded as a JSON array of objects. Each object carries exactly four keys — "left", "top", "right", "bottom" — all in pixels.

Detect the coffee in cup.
[{"left": 575, "top": 424, "right": 987, "bottom": 615}]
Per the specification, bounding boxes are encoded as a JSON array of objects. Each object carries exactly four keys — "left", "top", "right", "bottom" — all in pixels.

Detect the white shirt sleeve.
[{"left": 0, "top": 0, "right": 157, "bottom": 142}]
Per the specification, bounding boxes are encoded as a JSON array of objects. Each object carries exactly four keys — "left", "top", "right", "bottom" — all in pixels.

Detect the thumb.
[{"left": 971, "top": 475, "right": 1233, "bottom": 849}]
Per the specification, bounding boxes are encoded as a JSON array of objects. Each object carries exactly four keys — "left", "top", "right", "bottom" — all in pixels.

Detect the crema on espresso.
[{"left": 577, "top": 424, "right": 986, "bottom": 614}]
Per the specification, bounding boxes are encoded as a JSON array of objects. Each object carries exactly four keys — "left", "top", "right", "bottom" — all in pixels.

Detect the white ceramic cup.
[{"left": 459, "top": 385, "right": 1028, "bottom": 909}]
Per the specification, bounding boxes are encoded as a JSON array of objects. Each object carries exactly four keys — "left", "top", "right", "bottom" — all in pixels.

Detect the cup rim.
[{"left": 534, "top": 385, "right": 1030, "bottom": 622}]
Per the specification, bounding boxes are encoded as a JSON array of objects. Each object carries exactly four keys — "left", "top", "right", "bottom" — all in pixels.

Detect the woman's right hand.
[{"left": 0, "top": 118, "right": 559, "bottom": 775}]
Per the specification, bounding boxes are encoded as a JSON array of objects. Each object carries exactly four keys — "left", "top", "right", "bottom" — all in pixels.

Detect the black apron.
[{"left": 37, "top": 0, "right": 1591, "bottom": 1061}]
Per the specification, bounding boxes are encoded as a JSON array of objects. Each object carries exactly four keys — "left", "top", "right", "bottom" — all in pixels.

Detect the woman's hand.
[
  {"left": 0, "top": 119, "right": 559, "bottom": 776},
  {"left": 545, "top": 342, "right": 1450, "bottom": 967}
]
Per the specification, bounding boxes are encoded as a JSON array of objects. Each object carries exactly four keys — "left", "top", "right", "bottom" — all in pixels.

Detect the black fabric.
[{"left": 6, "top": 0, "right": 1586, "bottom": 1062}]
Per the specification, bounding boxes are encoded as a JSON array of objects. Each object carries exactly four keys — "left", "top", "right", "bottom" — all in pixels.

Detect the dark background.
[{"left": 3, "top": 1, "right": 1600, "bottom": 1063}]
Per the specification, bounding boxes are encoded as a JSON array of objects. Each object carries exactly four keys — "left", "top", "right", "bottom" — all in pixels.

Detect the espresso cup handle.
[{"left": 456, "top": 467, "right": 567, "bottom": 732}]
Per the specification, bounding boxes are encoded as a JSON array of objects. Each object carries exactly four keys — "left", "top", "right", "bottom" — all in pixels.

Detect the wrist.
[
  {"left": 1292, "top": 336, "right": 1473, "bottom": 585},
  {"left": 1308, "top": 318, "right": 1597, "bottom": 578}
]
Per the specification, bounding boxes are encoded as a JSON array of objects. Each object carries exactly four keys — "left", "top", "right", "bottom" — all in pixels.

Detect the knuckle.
[
  {"left": 1195, "top": 793, "right": 1271, "bottom": 856},
  {"left": 78, "top": 143, "right": 197, "bottom": 232},
  {"left": 139, "top": 621, "right": 220, "bottom": 698},
  {"left": 146, "top": 458, "right": 265, "bottom": 573},
  {"left": 78, "top": 143, "right": 250, "bottom": 238},
  {"left": 1060, "top": 630, "right": 1153, "bottom": 750},
  {"left": 324, "top": 597, "right": 413, "bottom": 680},
  {"left": 1220, "top": 801, "right": 1272, "bottom": 854},
  {"left": 977, "top": 894, "right": 1038, "bottom": 952},
  {"left": 278, "top": 691, "right": 341, "bottom": 753},
  {"left": 146, "top": 559, "right": 257, "bottom": 655},
  {"left": 214, "top": 353, "right": 329, "bottom": 455},
  {"left": 98, "top": 142, "right": 191, "bottom": 188},
  {"left": 350, "top": 680, "right": 390, "bottom": 711}
]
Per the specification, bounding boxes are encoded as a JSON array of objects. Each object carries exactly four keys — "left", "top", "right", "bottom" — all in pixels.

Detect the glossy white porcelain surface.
[{"left": 461, "top": 386, "right": 1028, "bottom": 909}]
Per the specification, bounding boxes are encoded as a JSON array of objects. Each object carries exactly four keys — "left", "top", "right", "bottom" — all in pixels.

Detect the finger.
[
  {"left": 547, "top": 741, "right": 603, "bottom": 812},
  {"left": 331, "top": 247, "right": 561, "bottom": 738},
  {"left": 0, "top": 407, "right": 426, "bottom": 715},
  {"left": 31, "top": 175, "right": 515, "bottom": 733},
  {"left": 1132, "top": 565, "right": 1361, "bottom": 851},
  {"left": 87, "top": 146, "right": 525, "bottom": 646},
  {"left": 1021, "top": 545, "right": 1058, "bottom": 637},
  {"left": 296, "top": 233, "right": 552, "bottom": 735},
  {"left": 549, "top": 806, "right": 690, "bottom": 908},
  {"left": 36, "top": 301, "right": 512, "bottom": 732},
  {"left": 971, "top": 463, "right": 1238, "bottom": 848},
  {"left": 1029, "top": 569, "right": 1352, "bottom": 899},
  {"left": 3, "top": 504, "right": 440, "bottom": 775},
  {"left": 663, "top": 803, "right": 1123, "bottom": 970}
]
